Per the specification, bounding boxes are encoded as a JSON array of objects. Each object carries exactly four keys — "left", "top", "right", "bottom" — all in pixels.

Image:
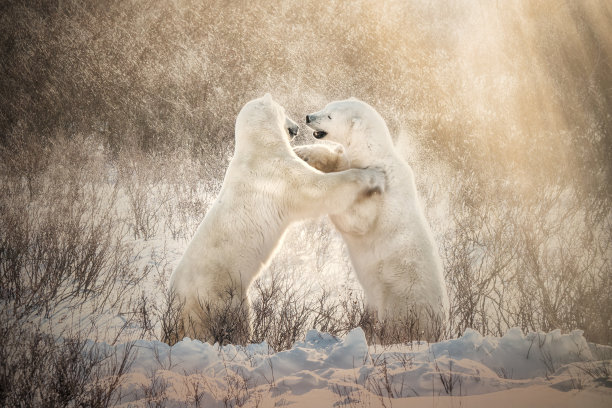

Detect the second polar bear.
[
  {"left": 169, "top": 94, "right": 385, "bottom": 344},
  {"left": 296, "top": 98, "right": 449, "bottom": 336}
]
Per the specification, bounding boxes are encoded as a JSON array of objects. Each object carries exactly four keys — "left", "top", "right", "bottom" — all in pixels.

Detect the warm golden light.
[{"left": 0, "top": 0, "right": 610, "bottom": 405}]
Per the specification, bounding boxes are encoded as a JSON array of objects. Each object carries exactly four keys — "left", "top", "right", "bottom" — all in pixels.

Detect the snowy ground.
[
  {"left": 96, "top": 327, "right": 611, "bottom": 407},
  {"left": 18, "top": 186, "right": 611, "bottom": 407},
  {"left": 69, "top": 212, "right": 609, "bottom": 407},
  {"left": 47, "top": 188, "right": 608, "bottom": 407}
]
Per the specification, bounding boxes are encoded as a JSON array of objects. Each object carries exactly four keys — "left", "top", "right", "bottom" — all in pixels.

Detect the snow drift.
[{"left": 95, "top": 327, "right": 611, "bottom": 407}]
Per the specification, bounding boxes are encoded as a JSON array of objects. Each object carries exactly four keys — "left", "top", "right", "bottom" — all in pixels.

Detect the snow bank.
[{"left": 100, "top": 327, "right": 611, "bottom": 407}]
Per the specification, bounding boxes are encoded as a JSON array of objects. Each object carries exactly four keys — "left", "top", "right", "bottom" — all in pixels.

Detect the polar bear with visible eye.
[
  {"left": 169, "top": 94, "right": 385, "bottom": 344},
  {"left": 296, "top": 98, "right": 449, "bottom": 338}
]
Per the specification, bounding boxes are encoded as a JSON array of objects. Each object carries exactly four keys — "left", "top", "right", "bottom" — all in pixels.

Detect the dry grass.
[{"left": 1, "top": 0, "right": 611, "bottom": 405}]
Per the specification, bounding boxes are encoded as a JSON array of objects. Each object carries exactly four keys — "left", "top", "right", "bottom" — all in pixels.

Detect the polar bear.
[
  {"left": 169, "top": 94, "right": 385, "bottom": 344},
  {"left": 296, "top": 98, "right": 449, "bottom": 339}
]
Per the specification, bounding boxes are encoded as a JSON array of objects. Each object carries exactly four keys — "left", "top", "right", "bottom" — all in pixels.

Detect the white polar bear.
[
  {"left": 296, "top": 98, "right": 449, "bottom": 337},
  {"left": 169, "top": 94, "right": 385, "bottom": 344}
]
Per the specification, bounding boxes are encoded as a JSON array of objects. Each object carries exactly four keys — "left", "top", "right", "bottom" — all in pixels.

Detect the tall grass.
[{"left": 1, "top": 0, "right": 611, "bottom": 404}]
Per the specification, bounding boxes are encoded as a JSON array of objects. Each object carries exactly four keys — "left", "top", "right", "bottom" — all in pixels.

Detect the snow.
[
  {"left": 95, "top": 327, "right": 611, "bottom": 407},
  {"left": 26, "top": 179, "right": 607, "bottom": 406},
  {"left": 25, "top": 185, "right": 609, "bottom": 406}
]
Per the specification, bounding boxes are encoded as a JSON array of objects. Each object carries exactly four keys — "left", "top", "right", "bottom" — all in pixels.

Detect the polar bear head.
[
  {"left": 305, "top": 98, "right": 393, "bottom": 155},
  {"left": 235, "top": 94, "right": 299, "bottom": 151}
]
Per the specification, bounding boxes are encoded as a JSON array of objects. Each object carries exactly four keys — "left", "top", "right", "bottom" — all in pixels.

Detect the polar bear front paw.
[
  {"left": 361, "top": 167, "right": 386, "bottom": 196},
  {"left": 293, "top": 145, "right": 314, "bottom": 163},
  {"left": 294, "top": 144, "right": 349, "bottom": 173}
]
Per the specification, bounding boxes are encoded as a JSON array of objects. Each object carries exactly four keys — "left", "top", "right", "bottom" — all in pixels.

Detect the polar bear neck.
[
  {"left": 344, "top": 128, "right": 395, "bottom": 167},
  {"left": 234, "top": 123, "right": 290, "bottom": 155}
]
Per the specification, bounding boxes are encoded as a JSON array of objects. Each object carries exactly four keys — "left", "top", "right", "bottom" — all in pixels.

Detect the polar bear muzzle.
[
  {"left": 305, "top": 114, "right": 328, "bottom": 139},
  {"left": 285, "top": 117, "right": 299, "bottom": 139}
]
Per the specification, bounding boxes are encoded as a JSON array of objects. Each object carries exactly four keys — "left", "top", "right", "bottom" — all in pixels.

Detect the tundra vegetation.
[{"left": 1, "top": 0, "right": 610, "bottom": 406}]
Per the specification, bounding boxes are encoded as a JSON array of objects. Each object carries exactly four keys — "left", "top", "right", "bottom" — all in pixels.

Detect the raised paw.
[
  {"left": 293, "top": 145, "right": 312, "bottom": 162},
  {"left": 331, "top": 144, "right": 345, "bottom": 156},
  {"left": 294, "top": 144, "right": 348, "bottom": 173},
  {"left": 362, "top": 167, "right": 386, "bottom": 196}
]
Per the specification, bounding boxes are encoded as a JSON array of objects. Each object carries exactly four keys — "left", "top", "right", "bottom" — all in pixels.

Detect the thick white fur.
[
  {"left": 169, "top": 94, "right": 385, "bottom": 342},
  {"left": 298, "top": 98, "right": 449, "bottom": 331}
]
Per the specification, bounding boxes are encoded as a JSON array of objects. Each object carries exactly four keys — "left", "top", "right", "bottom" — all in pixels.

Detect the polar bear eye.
[{"left": 328, "top": 115, "right": 332, "bottom": 120}]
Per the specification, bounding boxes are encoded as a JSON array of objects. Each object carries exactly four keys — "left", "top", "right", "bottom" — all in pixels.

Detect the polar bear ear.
[{"left": 263, "top": 93, "right": 273, "bottom": 105}]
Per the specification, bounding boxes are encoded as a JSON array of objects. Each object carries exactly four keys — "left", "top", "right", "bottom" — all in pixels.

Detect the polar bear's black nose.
[{"left": 306, "top": 115, "right": 312, "bottom": 124}]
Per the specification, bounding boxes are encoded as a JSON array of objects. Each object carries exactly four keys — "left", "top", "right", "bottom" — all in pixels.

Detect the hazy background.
[{"left": 1, "top": 0, "right": 611, "bottom": 347}]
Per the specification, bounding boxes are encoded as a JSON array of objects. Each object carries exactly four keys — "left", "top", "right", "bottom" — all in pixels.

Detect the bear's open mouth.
[{"left": 313, "top": 131, "right": 327, "bottom": 139}]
